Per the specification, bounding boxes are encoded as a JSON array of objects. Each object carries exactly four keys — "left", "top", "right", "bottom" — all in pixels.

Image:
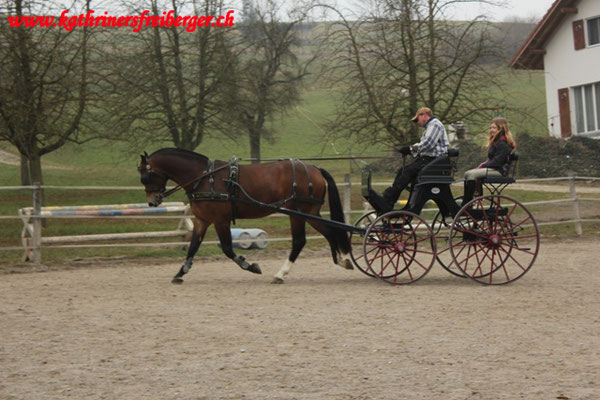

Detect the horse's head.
[{"left": 138, "top": 152, "right": 168, "bottom": 207}]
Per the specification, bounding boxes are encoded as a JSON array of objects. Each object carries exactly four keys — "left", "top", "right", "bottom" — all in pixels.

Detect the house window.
[
  {"left": 573, "top": 82, "right": 600, "bottom": 134},
  {"left": 588, "top": 17, "right": 600, "bottom": 46}
]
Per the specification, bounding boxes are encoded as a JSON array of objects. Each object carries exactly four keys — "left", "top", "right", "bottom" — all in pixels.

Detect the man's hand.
[{"left": 397, "top": 145, "right": 411, "bottom": 155}]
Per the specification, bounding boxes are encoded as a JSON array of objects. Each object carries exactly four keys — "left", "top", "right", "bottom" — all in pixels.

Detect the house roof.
[{"left": 509, "top": 0, "right": 581, "bottom": 70}]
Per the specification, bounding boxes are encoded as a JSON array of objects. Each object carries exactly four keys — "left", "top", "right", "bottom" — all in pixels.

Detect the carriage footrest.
[
  {"left": 482, "top": 176, "right": 515, "bottom": 184},
  {"left": 462, "top": 207, "right": 509, "bottom": 220}
]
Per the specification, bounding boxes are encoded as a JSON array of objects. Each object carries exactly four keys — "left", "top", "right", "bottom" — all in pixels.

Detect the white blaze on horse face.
[{"left": 274, "top": 259, "right": 294, "bottom": 281}]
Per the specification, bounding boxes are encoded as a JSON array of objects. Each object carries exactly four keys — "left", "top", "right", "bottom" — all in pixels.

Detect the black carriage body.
[
  {"left": 403, "top": 153, "right": 461, "bottom": 218},
  {"left": 359, "top": 149, "right": 462, "bottom": 219}
]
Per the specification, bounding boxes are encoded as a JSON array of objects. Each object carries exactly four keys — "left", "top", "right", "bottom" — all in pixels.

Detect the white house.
[{"left": 510, "top": 0, "right": 600, "bottom": 139}]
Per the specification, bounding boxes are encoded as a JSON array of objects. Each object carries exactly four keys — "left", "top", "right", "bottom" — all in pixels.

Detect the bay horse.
[{"left": 138, "top": 148, "right": 353, "bottom": 284}]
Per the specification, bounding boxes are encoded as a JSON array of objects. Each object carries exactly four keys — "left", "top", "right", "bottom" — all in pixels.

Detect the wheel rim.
[
  {"left": 350, "top": 211, "right": 378, "bottom": 277},
  {"left": 363, "top": 211, "right": 437, "bottom": 285},
  {"left": 449, "top": 195, "right": 539, "bottom": 285}
]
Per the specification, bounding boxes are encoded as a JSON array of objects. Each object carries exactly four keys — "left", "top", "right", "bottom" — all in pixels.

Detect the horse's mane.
[{"left": 149, "top": 148, "right": 209, "bottom": 163}]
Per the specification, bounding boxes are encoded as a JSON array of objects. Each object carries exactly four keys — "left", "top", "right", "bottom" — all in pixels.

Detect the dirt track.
[{"left": 1, "top": 238, "right": 599, "bottom": 400}]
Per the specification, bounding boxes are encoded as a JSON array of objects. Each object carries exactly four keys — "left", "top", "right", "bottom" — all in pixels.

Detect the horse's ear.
[{"left": 139, "top": 154, "right": 147, "bottom": 173}]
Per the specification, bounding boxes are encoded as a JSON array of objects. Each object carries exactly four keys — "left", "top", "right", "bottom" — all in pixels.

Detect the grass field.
[{"left": 3, "top": 67, "right": 597, "bottom": 265}]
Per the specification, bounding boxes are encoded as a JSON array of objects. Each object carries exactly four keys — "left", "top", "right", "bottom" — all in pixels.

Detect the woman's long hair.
[{"left": 488, "top": 117, "right": 516, "bottom": 148}]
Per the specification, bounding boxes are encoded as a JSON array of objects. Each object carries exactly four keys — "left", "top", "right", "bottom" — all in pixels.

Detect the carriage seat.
[
  {"left": 480, "top": 151, "right": 519, "bottom": 184},
  {"left": 416, "top": 148, "right": 459, "bottom": 186}
]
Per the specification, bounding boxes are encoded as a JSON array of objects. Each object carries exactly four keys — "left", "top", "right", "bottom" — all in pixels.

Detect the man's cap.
[{"left": 411, "top": 107, "right": 432, "bottom": 122}]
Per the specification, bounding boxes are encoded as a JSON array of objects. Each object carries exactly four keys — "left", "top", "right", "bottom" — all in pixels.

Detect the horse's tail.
[{"left": 319, "top": 168, "right": 351, "bottom": 255}]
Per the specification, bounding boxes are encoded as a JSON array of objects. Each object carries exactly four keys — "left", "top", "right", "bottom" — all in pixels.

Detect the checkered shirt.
[{"left": 416, "top": 117, "right": 449, "bottom": 157}]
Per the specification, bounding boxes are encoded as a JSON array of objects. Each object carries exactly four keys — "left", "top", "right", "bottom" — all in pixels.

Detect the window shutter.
[
  {"left": 558, "top": 88, "right": 572, "bottom": 138},
  {"left": 573, "top": 20, "right": 585, "bottom": 50}
]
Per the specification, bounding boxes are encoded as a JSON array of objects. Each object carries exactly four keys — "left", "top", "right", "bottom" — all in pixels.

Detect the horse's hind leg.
[
  {"left": 272, "top": 216, "right": 306, "bottom": 284},
  {"left": 307, "top": 219, "right": 353, "bottom": 271},
  {"left": 214, "top": 222, "right": 262, "bottom": 275},
  {"left": 172, "top": 218, "right": 209, "bottom": 284}
]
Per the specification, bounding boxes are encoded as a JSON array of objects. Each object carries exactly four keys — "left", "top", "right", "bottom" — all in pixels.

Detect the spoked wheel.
[
  {"left": 449, "top": 195, "right": 540, "bottom": 285},
  {"left": 363, "top": 211, "right": 437, "bottom": 285},
  {"left": 432, "top": 196, "right": 465, "bottom": 278},
  {"left": 350, "top": 211, "right": 378, "bottom": 277}
]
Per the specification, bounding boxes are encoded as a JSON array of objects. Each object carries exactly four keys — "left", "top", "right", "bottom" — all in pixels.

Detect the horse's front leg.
[
  {"left": 272, "top": 216, "right": 306, "bottom": 284},
  {"left": 172, "top": 218, "right": 209, "bottom": 284},
  {"left": 214, "top": 222, "right": 262, "bottom": 275}
]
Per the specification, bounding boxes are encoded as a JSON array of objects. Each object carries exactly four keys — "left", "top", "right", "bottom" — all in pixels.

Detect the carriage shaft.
[{"left": 250, "top": 201, "right": 365, "bottom": 234}]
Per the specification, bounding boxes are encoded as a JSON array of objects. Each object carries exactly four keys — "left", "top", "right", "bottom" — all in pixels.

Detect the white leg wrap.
[
  {"left": 182, "top": 258, "right": 193, "bottom": 274},
  {"left": 274, "top": 259, "right": 294, "bottom": 281}
]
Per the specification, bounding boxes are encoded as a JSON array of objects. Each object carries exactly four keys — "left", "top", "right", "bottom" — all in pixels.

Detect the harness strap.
[
  {"left": 188, "top": 159, "right": 225, "bottom": 202},
  {"left": 229, "top": 157, "right": 239, "bottom": 224},
  {"left": 290, "top": 159, "right": 298, "bottom": 199},
  {"left": 208, "top": 159, "right": 215, "bottom": 195},
  {"left": 188, "top": 192, "right": 229, "bottom": 202},
  {"left": 187, "top": 158, "right": 238, "bottom": 203},
  {"left": 297, "top": 160, "right": 314, "bottom": 199}
]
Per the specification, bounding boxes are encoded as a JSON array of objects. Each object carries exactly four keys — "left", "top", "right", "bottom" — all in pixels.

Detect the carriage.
[
  {"left": 139, "top": 148, "right": 539, "bottom": 285},
  {"left": 350, "top": 149, "right": 540, "bottom": 285}
]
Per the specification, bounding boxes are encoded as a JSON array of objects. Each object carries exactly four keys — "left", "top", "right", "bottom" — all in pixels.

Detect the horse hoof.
[
  {"left": 338, "top": 259, "right": 353, "bottom": 270},
  {"left": 248, "top": 263, "right": 262, "bottom": 274},
  {"left": 271, "top": 277, "right": 284, "bottom": 284},
  {"left": 171, "top": 277, "right": 184, "bottom": 284}
]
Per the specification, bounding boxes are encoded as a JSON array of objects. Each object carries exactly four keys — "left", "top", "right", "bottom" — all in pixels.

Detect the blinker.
[{"left": 141, "top": 173, "right": 153, "bottom": 185}]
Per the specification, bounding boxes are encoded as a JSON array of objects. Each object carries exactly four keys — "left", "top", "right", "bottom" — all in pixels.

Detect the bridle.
[
  {"left": 139, "top": 159, "right": 230, "bottom": 200},
  {"left": 139, "top": 164, "right": 169, "bottom": 194},
  {"left": 138, "top": 163, "right": 185, "bottom": 204}
]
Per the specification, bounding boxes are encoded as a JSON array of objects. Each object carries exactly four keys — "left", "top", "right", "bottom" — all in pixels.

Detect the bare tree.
[
  {"left": 321, "top": 0, "right": 506, "bottom": 146},
  {"left": 100, "top": 0, "right": 239, "bottom": 151},
  {"left": 0, "top": 0, "right": 91, "bottom": 185},
  {"left": 234, "top": 0, "right": 315, "bottom": 163}
]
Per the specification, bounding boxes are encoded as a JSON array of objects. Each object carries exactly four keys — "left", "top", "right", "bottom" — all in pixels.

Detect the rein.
[{"left": 160, "top": 163, "right": 231, "bottom": 200}]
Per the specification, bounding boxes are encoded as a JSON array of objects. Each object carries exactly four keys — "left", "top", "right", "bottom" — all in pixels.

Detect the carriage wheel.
[
  {"left": 363, "top": 211, "right": 437, "bottom": 285},
  {"left": 449, "top": 195, "right": 539, "bottom": 285},
  {"left": 432, "top": 196, "right": 465, "bottom": 278},
  {"left": 350, "top": 211, "right": 378, "bottom": 278}
]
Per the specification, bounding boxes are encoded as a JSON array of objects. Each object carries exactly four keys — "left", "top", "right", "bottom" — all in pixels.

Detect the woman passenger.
[{"left": 463, "top": 117, "right": 516, "bottom": 203}]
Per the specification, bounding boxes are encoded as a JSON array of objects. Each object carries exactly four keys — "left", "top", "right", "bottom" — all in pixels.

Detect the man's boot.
[{"left": 367, "top": 189, "right": 393, "bottom": 215}]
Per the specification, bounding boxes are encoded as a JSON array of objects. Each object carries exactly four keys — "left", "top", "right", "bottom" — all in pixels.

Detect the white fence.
[
  {"left": 18, "top": 201, "right": 193, "bottom": 262},
  {"left": 1, "top": 176, "right": 599, "bottom": 263}
]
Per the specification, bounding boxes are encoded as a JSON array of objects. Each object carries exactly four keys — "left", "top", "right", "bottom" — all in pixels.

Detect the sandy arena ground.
[{"left": 1, "top": 238, "right": 599, "bottom": 400}]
